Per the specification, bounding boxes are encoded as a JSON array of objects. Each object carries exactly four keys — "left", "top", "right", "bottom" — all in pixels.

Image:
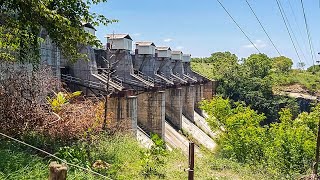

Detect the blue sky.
[{"left": 91, "top": 0, "right": 320, "bottom": 68}]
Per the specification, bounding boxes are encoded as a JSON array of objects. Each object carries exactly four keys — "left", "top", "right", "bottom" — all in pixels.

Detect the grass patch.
[{"left": 0, "top": 134, "right": 275, "bottom": 179}]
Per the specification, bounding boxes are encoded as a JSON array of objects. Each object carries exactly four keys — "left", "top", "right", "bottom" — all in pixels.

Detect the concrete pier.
[
  {"left": 172, "top": 60, "right": 184, "bottom": 77},
  {"left": 132, "top": 54, "right": 155, "bottom": 78},
  {"left": 203, "top": 81, "right": 217, "bottom": 100},
  {"left": 137, "top": 91, "right": 165, "bottom": 138},
  {"left": 107, "top": 93, "right": 138, "bottom": 134},
  {"left": 194, "top": 84, "right": 204, "bottom": 115},
  {"left": 182, "top": 85, "right": 195, "bottom": 122},
  {"left": 165, "top": 88, "right": 182, "bottom": 129}
]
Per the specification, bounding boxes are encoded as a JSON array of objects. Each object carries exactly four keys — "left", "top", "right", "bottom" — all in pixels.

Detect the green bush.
[
  {"left": 201, "top": 97, "right": 318, "bottom": 177},
  {"left": 140, "top": 133, "right": 167, "bottom": 179}
]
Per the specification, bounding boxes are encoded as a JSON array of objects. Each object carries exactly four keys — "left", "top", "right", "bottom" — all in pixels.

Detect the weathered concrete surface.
[
  {"left": 137, "top": 91, "right": 165, "bottom": 138},
  {"left": 194, "top": 84, "right": 204, "bottom": 115},
  {"left": 60, "top": 46, "right": 118, "bottom": 96},
  {"left": 165, "top": 88, "right": 182, "bottom": 129},
  {"left": 137, "top": 126, "right": 154, "bottom": 149},
  {"left": 132, "top": 54, "right": 155, "bottom": 77},
  {"left": 203, "top": 81, "right": 215, "bottom": 100},
  {"left": 172, "top": 60, "right": 184, "bottom": 77},
  {"left": 182, "top": 115, "right": 216, "bottom": 151},
  {"left": 106, "top": 50, "right": 137, "bottom": 88},
  {"left": 155, "top": 58, "right": 171, "bottom": 76},
  {"left": 164, "top": 121, "right": 200, "bottom": 155},
  {"left": 182, "top": 85, "right": 195, "bottom": 122},
  {"left": 69, "top": 46, "right": 97, "bottom": 79},
  {"left": 183, "top": 62, "right": 206, "bottom": 83},
  {"left": 194, "top": 111, "right": 216, "bottom": 139},
  {"left": 154, "top": 57, "right": 174, "bottom": 82},
  {"left": 107, "top": 95, "right": 138, "bottom": 134},
  {"left": 40, "top": 33, "right": 61, "bottom": 79}
]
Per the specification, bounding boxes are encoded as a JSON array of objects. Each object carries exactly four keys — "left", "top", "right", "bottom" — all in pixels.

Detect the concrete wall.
[
  {"left": 203, "top": 81, "right": 217, "bottom": 100},
  {"left": 194, "top": 84, "right": 204, "bottom": 115},
  {"left": 132, "top": 54, "right": 156, "bottom": 77},
  {"left": 70, "top": 46, "right": 98, "bottom": 80},
  {"left": 165, "top": 88, "right": 182, "bottom": 129},
  {"left": 40, "top": 35, "right": 61, "bottom": 79},
  {"left": 106, "top": 50, "right": 136, "bottom": 88},
  {"left": 182, "top": 85, "right": 195, "bottom": 122},
  {"left": 172, "top": 60, "right": 185, "bottom": 76},
  {"left": 183, "top": 62, "right": 203, "bottom": 82},
  {"left": 107, "top": 94, "right": 138, "bottom": 134},
  {"left": 155, "top": 57, "right": 173, "bottom": 78},
  {"left": 137, "top": 91, "right": 165, "bottom": 138}
]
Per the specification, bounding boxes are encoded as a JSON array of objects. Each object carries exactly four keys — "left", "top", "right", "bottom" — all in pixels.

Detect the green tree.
[
  {"left": 0, "top": 0, "right": 117, "bottom": 63},
  {"left": 272, "top": 56, "right": 293, "bottom": 73},
  {"left": 201, "top": 97, "right": 319, "bottom": 177},
  {"left": 244, "top": 53, "right": 272, "bottom": 78},
  {"left": 307, "top": 65, "right": 320, "bottom": 72}
]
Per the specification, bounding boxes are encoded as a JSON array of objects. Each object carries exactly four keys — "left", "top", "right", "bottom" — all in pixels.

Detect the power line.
[
  {"left": 0, "top": 132, "right": 112, "bottom": 180},
  {"left": 300, "top": 0, "right": 316, "bottom": 68},
  {"left": 278, "top": 0, "right": 307, "bottom": 63},
  {"left": 245, "top": 0, "right": 281, "bottom": 56},
  {"left": 215, "top": 0, "right": 261, "bottom": 53},
  {"left": 287, "top": 0, "right": 309, "bottom": 61},
  {"left": 275, "top": 0, "right": 302, "bottom": 63}
]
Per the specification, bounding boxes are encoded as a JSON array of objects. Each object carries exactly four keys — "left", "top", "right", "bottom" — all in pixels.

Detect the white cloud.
[
  {"left": 243, "top": 39, "right": 267, "bottom": 49},
  {"left": 164, "top": 38, "right": 173, "bottom": 42},
  {"left": 132, "top": 33, "right": 141, "bottom": 36},
  {"left": 176, "top": 46, "right": 184, "bottom": 50}
]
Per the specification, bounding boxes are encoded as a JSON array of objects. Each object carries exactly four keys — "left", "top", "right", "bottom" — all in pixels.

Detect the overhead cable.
[
  {"left": 275, "top": 0, "right": 303, "bottom": 63},
  {"left": 245, "top": 0, "right": 281, "bottom": 56},
  {"left": 300, "top": 0, "right": 316, "bottom": 68},
  {"left": 215, "top": 0, "right": 261, "bottom": 53}
]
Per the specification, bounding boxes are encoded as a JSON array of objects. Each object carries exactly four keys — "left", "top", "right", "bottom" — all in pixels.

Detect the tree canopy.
[
  {"left": 0, "top": 0, "right": 117, "bottom": 63},
  {"left": 243, "top": 53, "right": 272, "bottom": 78},
  {"left": 272, "top": 56, "right": 293, "bottom": 73},
  {"left": 192, "top": 52, "right": 300, "bottom": 123}
]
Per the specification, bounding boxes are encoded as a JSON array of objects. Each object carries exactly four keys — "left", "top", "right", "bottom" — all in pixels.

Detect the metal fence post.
[{"left": 188, "top": 142, "right": 194, "bottom": 180}]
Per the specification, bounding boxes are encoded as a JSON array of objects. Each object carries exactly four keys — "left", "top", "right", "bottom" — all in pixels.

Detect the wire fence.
[{"left": 0, "top": 132, "right": 112, "bottom": 180}]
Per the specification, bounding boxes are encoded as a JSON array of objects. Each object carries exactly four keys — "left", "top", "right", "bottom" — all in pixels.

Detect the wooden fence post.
[{"left": 49, "top": 161, "right": 67, "bottom": 180}]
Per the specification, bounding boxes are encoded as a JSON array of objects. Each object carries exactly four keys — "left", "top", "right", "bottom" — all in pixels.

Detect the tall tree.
[
  {"left": 272, "top": 56, "right": 293, "bottom": 73},
  {"left": 244, "top": 53, "right": 272, "bottom": 78},
  {"left": 0, "top": 0, "right": 117, "bottom": 63}
]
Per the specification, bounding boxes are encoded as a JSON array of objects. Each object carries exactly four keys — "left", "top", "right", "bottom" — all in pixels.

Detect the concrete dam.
[{"left": 45, "top": 30, "right": 217, "bottom": 152}]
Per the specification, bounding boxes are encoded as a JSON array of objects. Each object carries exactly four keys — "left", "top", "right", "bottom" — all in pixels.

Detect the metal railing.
[{"left": 61, "top": 74, "right": 112, "bottom": 91}]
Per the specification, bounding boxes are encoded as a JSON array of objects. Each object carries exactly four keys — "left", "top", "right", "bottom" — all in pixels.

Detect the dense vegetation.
[
  {"left": 201, "top": 97, "right": 318, "bottom": 178},
  {"left": 192, "top": 52, "right": 320, "bottom": 94},
  {"left": 0, "top": 0, "right": 116, "bottom": 63},
  {"left": 192, "top": 52, "right": 318, "bottom": 123},
  {"left": 193, "top": 52, "right": 320, "bottom": 178}
]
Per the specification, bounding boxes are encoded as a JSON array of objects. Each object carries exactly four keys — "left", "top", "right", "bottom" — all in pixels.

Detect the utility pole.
[
  {"left": 188, "top": 142, "right": 194, "bottom": 180},
  {"left": 103, "top": 57, "right": 111, "bottom": 130}
]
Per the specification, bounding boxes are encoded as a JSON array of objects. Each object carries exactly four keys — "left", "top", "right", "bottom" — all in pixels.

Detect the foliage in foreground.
[
  {"left": 0, "top": 0, "right": 117, "bottom": 63},
  {"left": 0, "top": 133, "right": 275, "bottom": 180},
  {"left": 201, "top": 96, "right": 319, "bottom": 178}
]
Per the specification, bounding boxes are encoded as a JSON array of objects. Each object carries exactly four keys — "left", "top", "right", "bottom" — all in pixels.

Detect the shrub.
[
  {"left": 201, "top": 97, "right": 318, "bottom": 177},
  {"left": 0, "top": 63, "right": 58, "bottom": 136},
  {"left": 140, "top": 133, "right": 167, "bottom": 179}
]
